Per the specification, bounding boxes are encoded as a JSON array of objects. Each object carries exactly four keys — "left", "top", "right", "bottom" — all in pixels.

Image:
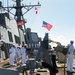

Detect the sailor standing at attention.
[
  {"left": 67, "top": 40, "right": 74, "bottom": 73},
  {"left": 9, "top": 45, "right": 16, "bottom": 66},
  {"left": 15, "top": 46, "right": 21, "bottom": 64},
  {"left": 21, "top": 44, "right": 27, "bottom": 65}
]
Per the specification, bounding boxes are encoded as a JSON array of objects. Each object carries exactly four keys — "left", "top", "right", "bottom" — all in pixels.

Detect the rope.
[{"left": 27, "top": 9, "right": 37, "bottom": 29}]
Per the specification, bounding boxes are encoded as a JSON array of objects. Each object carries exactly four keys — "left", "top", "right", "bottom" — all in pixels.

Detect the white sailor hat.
[{"left": 24, "top": 44, "right": 28, "bottom": 48}]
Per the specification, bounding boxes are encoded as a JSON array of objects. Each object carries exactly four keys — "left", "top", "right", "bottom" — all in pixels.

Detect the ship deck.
[{"left": 0, "top": 59, "right": 75, "bottom": 75}]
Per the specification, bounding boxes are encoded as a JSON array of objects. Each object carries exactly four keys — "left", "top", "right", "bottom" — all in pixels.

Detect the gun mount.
[{"left": 48, "top": 39, "right": 68, "bottom": 55}]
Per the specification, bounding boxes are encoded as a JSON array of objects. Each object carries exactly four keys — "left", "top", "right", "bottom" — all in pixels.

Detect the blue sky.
[{"left": 1, "top": 0, "right": 75, "bottom": 46}]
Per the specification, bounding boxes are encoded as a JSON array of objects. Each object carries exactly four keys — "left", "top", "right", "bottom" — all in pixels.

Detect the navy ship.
[{"left": 0, "top": 0, "right": 74, "bottom": 75}]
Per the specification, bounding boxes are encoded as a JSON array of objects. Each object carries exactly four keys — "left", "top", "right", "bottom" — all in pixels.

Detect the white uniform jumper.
[
  {"left": 21, "top": 47, "right": 26, "bottom": 64},
  {"left": 9, "top": 46, "right": 16, "bottom": 66},
  {"left": 15, "top": 47, "right": 21, "bottom": 61},
  {"left": 67, "top": 44, "right": 74, "bottom": 72}
]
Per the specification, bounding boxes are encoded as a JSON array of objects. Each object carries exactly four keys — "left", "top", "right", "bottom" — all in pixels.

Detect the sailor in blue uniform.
[{"left": 67, "top": 40, "right": 74, "bottom": 73}]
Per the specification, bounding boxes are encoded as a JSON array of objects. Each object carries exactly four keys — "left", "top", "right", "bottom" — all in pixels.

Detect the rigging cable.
[{"left": 25, "top": 8, "right": 37, "bottom": 29}]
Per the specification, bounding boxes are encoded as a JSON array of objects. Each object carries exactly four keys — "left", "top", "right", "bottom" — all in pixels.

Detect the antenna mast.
[
  {"left": 0, "top": 0, "right": 41, "bottom": 30},
  {"left": 0, "top": 0, "right": 41, "bottom": 45}
]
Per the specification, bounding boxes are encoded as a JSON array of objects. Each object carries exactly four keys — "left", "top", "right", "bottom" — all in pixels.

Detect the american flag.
[{"left": 42, "top": 21, "right": 53, "bottom": 31}]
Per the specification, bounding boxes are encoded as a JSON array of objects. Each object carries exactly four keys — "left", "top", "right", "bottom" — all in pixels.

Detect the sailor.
[
  {"left": 66, "top": 40, "right": 74, "bottom": 73},
  {"left": 9, "top": 45, "right": 16, "bottom": 66},
  {"left": 21, "top": 44, "right": 27, "bottom": 64},
  {"left": 50, "top": 47, "right": 58, "bottom": 75},
  {"left": 15, "top": 46, "right": 21, "bottom": 64},
  {"left": 0, "top": 41, "right": 6, "bottom": 61}
]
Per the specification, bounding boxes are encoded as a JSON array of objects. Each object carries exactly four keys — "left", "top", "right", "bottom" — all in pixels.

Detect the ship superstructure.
[
  {"left": 0, "top": 0, "right": 41, "bottom": 58},
  {"left": 0, "top": 13, "right": 26, "bottom": 58}
]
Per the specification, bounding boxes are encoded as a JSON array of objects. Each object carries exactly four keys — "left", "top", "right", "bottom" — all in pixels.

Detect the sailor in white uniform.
[
  {"left": 67, "top": 40, "right": 74, "bottom": 72},
  {"left": 21, "top": 44, "right": 27, "bottom": 64},
  {"left": 9, "top": 45, "right": 16, "bottom": 66},
  {"left": 15, "top": 47, "right": 21, "bottom": 64}
]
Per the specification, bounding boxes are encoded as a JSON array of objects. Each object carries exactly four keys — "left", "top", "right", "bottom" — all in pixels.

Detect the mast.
[
  {"left": 0, "top": 0, "right": 41, "bottom": 29},
  {"left": 0, "top": 0, "right": 41, "bottom": 45}
]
